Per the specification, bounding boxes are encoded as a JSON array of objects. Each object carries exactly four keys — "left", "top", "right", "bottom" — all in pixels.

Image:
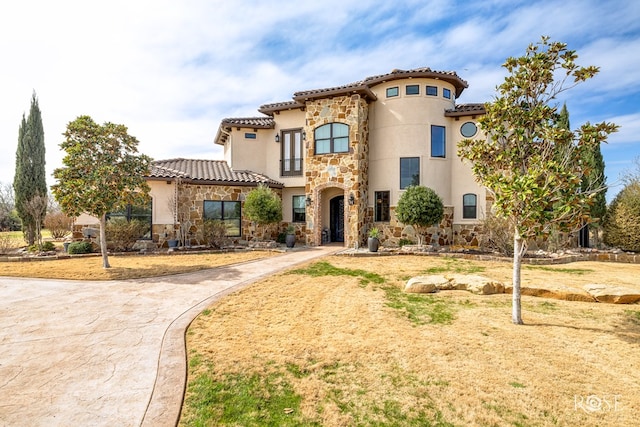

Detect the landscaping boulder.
[
  {"left": 583, "top": 284, "right": 640, "bottom": 304},
  {"left": 404, "top": 275, "right": 447, "bottom": 293},
  {"left": 446, "top": 274, "right": 505, "bottom": 295},
  {"left": 505, "top": 284, "right": 595, "bottom": 302}
]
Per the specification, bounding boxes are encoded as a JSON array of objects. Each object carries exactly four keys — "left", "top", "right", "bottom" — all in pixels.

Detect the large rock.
[
  {"left": 404, "top": 275, "right": 448, "bottom": 293},
  {"left": 404, "top": 274, "right": 505, "bottom": 295},
  {"left": 583, "top": 284, "right": 640, "bottom": 304},
  {"left": 446, "top": 274, "right": 505, "bottom": 295},
  {"left": 505, "top": 284, "right": 595, "bottom": 302}
]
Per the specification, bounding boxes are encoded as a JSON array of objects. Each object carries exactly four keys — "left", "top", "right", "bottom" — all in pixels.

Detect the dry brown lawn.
[
  {"left": 184, "top": 255, "right": 640, "bottom": 426},
  {"left": 0, "top": 251, "right": 275, "bottom": 280}
]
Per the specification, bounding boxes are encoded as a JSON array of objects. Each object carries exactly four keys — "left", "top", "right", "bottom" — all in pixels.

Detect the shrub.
[
  {"left": 479, "top": 212, "right": 514, "bottom": 256},
  {"left": 28, "top": 241, "right": 56, "bottom": 252},
  {"left": 395, "top": 186, "right": 444, "bottom": 246},
  {"left": 604, "top": 182, "right": 640, "bottom": 252},
  {"left": 244, "top": 184, "right": 282, "bottom": 240},
  {"left": 0, "top": 233, "right": 22, "bottom": 254},
  {"left": 398, "top": 238, "right": 414, "bottom": 247},
  {"left": 105, "top": 218, "right": 148, "bottom": 251},
  {"left": 202, "top": 219, "right": 229, "bottom": 248},
  {"left": 68, "top": 241, "right": 93, "bottom": 254},
  {"left": 44, "top": 210, "right": 74, "bottom": 238}
]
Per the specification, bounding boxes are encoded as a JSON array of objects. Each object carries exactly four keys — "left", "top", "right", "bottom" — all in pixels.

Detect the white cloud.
[{"left": 1, "top": 0, "right": 638, "bottom": 196}]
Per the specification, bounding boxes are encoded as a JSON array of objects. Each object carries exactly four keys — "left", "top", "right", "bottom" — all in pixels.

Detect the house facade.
[
  {"left": 75, "top": 67, "right": 488, "bottom": 249},
  {"left": 213, "top": 67, "right": 487, "bottom": 248}
]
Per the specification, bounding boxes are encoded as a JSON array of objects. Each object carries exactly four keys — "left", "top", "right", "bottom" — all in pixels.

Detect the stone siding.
[{"left": 303, "top": 95, "right": 369, "bottom": 247}]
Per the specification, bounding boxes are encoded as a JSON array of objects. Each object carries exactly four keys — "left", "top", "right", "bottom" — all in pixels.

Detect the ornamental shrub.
[
  {"left": 68, "top": 241, "right": 93, "bottom": 254},
  {"left": 395, "top": 186, "right": 444, "bottom": 246},
  {"left": 603, "top": 182, "right": 640, "bottom": 252}
]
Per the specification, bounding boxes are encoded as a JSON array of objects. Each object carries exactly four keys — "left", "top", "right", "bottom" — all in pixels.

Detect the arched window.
[
  {"left": 314, "top": 123, "right": 349, "bottom": 154},
  {"left": 463, "top": 193, "right": 477, "bottom": 219}
]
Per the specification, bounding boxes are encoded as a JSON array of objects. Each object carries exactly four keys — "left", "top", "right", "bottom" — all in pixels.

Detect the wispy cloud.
[{"left": 1, "top": 0, "right": 638, "bottom": 199}]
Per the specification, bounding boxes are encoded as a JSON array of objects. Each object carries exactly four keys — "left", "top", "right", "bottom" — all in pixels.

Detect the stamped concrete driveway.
[{"left": 0, "top": 246, "right": 336, "bottom": 427}]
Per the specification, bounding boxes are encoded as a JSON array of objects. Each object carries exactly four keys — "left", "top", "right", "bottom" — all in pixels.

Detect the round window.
[{"left": 460, "top": 121, "right": 477, "bottom": 138}]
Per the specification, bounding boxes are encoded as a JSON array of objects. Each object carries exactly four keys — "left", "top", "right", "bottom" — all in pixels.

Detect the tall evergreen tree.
[
  {"left": 560, "top": 103, "right": 607, "bottom": 246},
  {"left": 14, "top": 92, "right": 47, "bottom": 245}
]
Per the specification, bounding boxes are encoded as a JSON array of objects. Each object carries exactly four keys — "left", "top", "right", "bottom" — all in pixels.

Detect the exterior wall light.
[
  {"left": 349, "top": 193, "right": 355, "bottom": 205},
  {"left": 306, "top": 196, "right": 312, "bottom": 206},
  {"left": 275, "top": 134, "right": 280, "bottom": 143}
]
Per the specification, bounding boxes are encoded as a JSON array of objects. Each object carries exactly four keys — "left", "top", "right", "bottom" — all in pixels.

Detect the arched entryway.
[{"left": 329, "top": 195, "right": 344, "bottom": 242}]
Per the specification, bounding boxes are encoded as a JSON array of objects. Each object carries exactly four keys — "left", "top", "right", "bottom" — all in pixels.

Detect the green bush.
[
  {"left": 604, "top": 182, "right": 640, "bottom": 252},
  {"left": 68, "top": 241, "right": 93, "bottom": 254},
  {"left": 28, "top": 241, "right": 56, "bottom": 252},
  {"left": 106, "top": 218, "right": 148, "bottom": 251},
  {"left": 395, "top": 186, "right": 444, "bottom": 246}
]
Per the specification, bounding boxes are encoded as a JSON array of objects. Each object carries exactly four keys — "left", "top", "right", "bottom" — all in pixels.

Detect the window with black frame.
[
  {"left": 463, "top": 193, "right": 477, "bottom": 219},
  {"left": 203, "top": 200, "right": 241, "bottom": 237},
  {"left": 400, "top": 157, "right": 420, "bottom": 189},
  {"left": 281, "top": 129, "right": 303, "bottom": 176},
  {"left": 431, "top": 125, "right": 446, "bottom": 158},
  {"left": 375, "top": 191, "right": 390, "bottom": 222},
  {"left": 314, "top": 123, "right": 349, "bottom": 154},
  {"left": 292, "top": 195, "right": 306, "bottom": 222},
  {"left": 107, "top": 201, "right": 152, "bottom": 239}
]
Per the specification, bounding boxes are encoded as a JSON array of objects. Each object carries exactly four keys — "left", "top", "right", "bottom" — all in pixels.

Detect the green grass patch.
[
  {"left": 624, "top": 309, "right": 640, "bottom": 326},
  {"left": 423, "top": 257, "right": 485, "bottom": 275},
  {"left": 509, "top": 381, "right": 526, "bottom": 388},
  {"left": 383, "top": 286, "right": 456, "bottom": 325},
  {"left": 288, "top": 261, "right": 385, "bottom": 286},
  {"left": 523, "top": 265, "right": 592, "bottom": 275},
  {"left": 182, "top": 370, "right": 320, "bottom": 426}
]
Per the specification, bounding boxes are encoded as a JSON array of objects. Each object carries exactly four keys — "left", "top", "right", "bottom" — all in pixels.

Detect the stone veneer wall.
[
  {"left": 304, "top": 95, "right": 369, "bottom": 247},
  {"left": 369, "top": 206, "right": 456, "bottom": 247},
  {"left": 152, "top": 183, "right": 286, "bottom": 246}
]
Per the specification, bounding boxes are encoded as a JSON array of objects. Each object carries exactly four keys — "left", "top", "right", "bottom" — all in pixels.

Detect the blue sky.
[{"left": 1, "top": 0, "right": 638, "bottom": 201}]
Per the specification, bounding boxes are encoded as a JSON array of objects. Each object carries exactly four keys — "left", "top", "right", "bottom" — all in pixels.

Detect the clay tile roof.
[
  {"left": 258, "top": 100, "right": 305, "bottom": 115},
  {"left": 291, "top": 66, "right": 470, "bottom": 102},
  {"left": 149, "top": 158, "right": 283, "bottom": 187},
  {"left": 220, "top": 116, "right": 275, "bottom": 129},
  {"left": 444, "top": 103, "right": 486, "bottom": 117}
]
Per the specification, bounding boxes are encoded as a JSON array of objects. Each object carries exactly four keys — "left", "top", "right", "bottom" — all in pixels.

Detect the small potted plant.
[
  {"left": 285, "top": 225, "right": 296, "bottom": 248},
  {"left": 368, "top": 227, "right": 380, "bottom": 252}
]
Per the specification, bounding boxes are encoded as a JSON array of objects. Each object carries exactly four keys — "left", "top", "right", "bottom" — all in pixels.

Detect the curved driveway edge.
[{"left": 0, "top": 246, "right": 336, "bottom": 427}]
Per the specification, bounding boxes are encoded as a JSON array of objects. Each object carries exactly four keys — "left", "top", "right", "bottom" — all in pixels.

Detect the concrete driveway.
[{"left": 0, "top": 246, "right": 336, "bottom": 427}]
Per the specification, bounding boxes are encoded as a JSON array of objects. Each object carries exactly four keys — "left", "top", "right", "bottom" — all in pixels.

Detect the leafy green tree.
[
  {"left": 603, "top": 182, "right": 640, "bottom": 252},
  {"left": 243, "top": 184, "right": 282, "bottom": 240},
  {"left": 52, "top": 116, "right": 152, "bottom": 268},
  {"left": 458, "top": 37, "right": 618, "bottom": 324},
  {"left": 14, "top": 92, "right": 47, "bottom": 245},
  {"left": 395, "top": 185, "right": 444, "bottom": 246}
]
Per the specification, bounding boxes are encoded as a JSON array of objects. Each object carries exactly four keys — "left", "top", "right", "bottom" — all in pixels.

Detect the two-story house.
[
  {"left": 209, "top": 66, "right": 487, "bottom": 248},
  {"left": 76, "top": 67, "right": 488, "bottom": 249}
]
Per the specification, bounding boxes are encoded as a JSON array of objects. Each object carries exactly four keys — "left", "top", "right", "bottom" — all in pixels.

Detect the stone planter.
[
  {"left": 285, "top": 234, "right": 296, "bottom": 248},
  {"left": 167, "top": 239, "right": 179, "bottom": 248}
]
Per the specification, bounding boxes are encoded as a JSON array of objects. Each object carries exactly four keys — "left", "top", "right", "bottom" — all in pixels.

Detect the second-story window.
[
  {"left": 314, "top": 123, "right": 349, "bottom": 154},
  {"left": 400, "top": 157, "right": 420, "bottom": 189},
  {"left": 281, "top": 129, "right": 303, "bottom": 176},
  {"left": 431, "top": 125, "right": 446, "bottom": 158}
]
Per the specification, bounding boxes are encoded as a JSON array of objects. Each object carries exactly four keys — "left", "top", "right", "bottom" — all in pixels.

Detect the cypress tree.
[
  {"left": 559, "top": 103, "right": 606, "bottom": 247},
  {"left": 14, "top": 92, "right": 47, "bottom": 245}
]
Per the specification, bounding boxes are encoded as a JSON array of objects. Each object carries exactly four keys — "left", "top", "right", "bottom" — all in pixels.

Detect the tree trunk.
[
  {"left": 99, "top": 213, "right": 111, "bottom": 269},
  {"left": 512, "top": 232, "right": 524, "bottom": 325}
]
